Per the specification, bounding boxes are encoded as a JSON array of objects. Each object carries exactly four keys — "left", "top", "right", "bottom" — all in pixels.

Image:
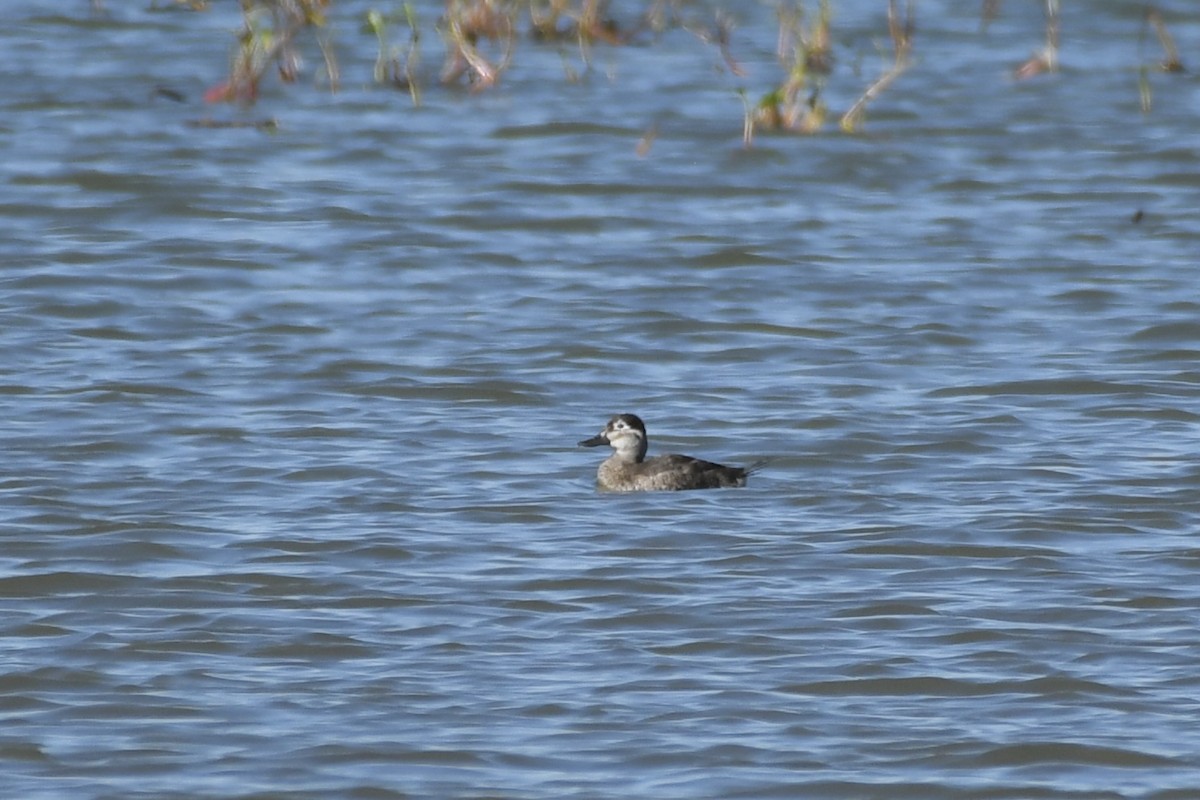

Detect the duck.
[{"left": 578, "top": 413, "right": 758, "bottom": 492}]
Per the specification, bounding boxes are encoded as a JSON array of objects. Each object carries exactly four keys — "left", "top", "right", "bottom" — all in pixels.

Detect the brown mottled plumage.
[{"left": 578, "top": 414, "right": 758, "bottom": 492}]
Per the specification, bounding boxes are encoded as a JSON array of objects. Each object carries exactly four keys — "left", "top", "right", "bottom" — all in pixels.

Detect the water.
[{"left": 3, "top": 1, "right": 1200, "bottom": 797}]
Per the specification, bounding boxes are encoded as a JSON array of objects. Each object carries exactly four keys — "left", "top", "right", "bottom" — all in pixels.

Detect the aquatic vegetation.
[
  {"left": 745, "top": 0, "right": 915, "bottom": 140},
  {"left": 1144, "top": 6, "right": 1185, "bottom": 74},
  {"left": 529, "top": 0, "right": 625, "bottom": 46},
  {"left": 982, "top": 0, "right": 1063, "bottom": 81},
  {"left": 439, "top": 0, "right": 517, "bottom": 89},
  {"left": 1011, "top": 0, "right": 1059, "bottom": 80},
  {"left": 366, "top": 4, "right": 423, "bottom": 103},
  {"left": 840, "top": 0, "right": 912, "bottom": 133},
  {"left": 1137, "top": 6, "right": 1185, "bottom": 114},
  {"left": 744, "top": 0, "right": 832, "bottom": 141},
  {"left": 167, "top": 0, "right": 1188, "bottom": 143},
  {"left": 205, "top": 0, "right": 337, "bottom": 104}
]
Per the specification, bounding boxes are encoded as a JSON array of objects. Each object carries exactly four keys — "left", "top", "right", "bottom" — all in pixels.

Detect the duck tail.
[{"left": 744, "top": 458, "right": 771, "bottom": 476}]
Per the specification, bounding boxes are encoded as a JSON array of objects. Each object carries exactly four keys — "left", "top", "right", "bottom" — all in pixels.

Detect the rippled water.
[{"left": 4, "top": 1, "right": 1200, "bottom": 797}]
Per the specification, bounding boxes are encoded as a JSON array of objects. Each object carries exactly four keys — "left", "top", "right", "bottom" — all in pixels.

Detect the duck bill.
[{"left": 578, "top": 433, "right": 608, "bottom": 447}]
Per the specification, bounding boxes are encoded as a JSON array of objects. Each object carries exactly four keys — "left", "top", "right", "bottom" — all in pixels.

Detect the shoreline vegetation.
[{"left": 130, "top": 0, "right": 1186, "bottom": 144}]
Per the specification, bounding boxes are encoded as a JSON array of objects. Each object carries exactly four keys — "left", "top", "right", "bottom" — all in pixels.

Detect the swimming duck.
[{"left": 578, "top": 413, "right": 757, "bottom": 492}]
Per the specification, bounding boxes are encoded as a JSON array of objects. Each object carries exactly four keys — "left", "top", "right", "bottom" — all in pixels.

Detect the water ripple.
[{"left": 3, "top": 2, "right": 1200, "bottom": 798}]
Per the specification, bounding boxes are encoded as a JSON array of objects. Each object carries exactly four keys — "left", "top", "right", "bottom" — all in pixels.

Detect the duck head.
[{"left": 579, "top": 413, "right": 649, "bottom": 463}]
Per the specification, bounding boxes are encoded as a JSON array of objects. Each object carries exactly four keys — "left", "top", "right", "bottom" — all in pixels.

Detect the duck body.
[{"left": 579, "top": 413, "right": 755, "bottom": 492}]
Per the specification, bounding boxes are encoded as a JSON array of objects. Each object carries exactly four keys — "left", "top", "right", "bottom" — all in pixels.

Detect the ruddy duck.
[{"left": 579, "top": 413, "right": 758, "bottom": 492}]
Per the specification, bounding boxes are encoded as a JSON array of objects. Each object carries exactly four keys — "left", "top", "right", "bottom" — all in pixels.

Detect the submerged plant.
[
  {"left": 742, "top": 0, "right": 913, "bottom": 142},
  {"left": 528, "top": 0, "right": 572, "bottom": 39},
  {"left": 528, "top": 0, "right": 626, "bottom": 44},
  {"left": 1144, "top": 5, "right": 1185, "bottom": 73},
  {"left": 687, "top": 9, "right": 745, "bottom": 78},
  {"left": 205, "top": 0, "right": 337, "bottom": 104},
  {"left": 980, "top": 0, "right": 1000, "bottom": 32},
  {"left": 439, "top": 0, "right": 518, "bottom": 90},
  {"left": 528, "top": 0, "right": 628, "bottom": 81},
  {"left": 1013, "top": 0, "right": 1059, "bottom": 80},
  {"left": 366, "top": 3, "right": 423, "bottom": 104},
  {"left": 182, "top": 0, "right": 1181, "bottom": 147},
  {"left": 1137, "top": 5, "right": 1186, "bottom": 114},
  {"left": 746, "top": 0, "right": 832, "bottom": 142},
  {"left": 840, "top": 0, "right": 913, "bottom": 132}
]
